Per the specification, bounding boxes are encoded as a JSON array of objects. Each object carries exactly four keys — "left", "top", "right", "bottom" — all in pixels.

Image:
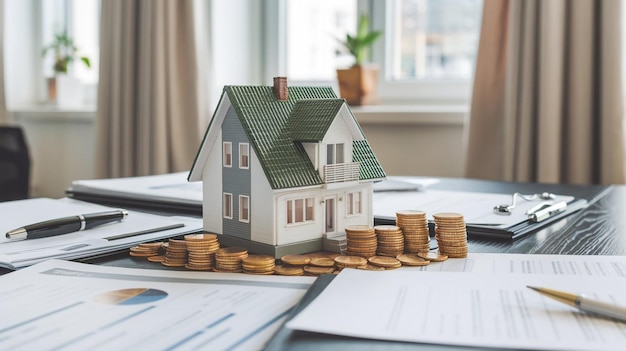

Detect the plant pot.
[
  {"left": 47, "top": 77, "right": 57, "bottom": 102},
  {"left": 56, "top": 75, "right": 85, "bottom": 107},
  {"left": 336, "top": 65, "right": 379, "bottom": 106}
]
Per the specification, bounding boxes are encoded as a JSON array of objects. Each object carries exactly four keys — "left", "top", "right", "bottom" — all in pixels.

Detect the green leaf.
[{"left": 80, "top": 57, "right": 91, "bottom": 68}]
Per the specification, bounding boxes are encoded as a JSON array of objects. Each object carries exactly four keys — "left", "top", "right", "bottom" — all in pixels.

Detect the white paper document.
[
  {"left": 288, "top": 253, "right": 626, "bottom": 350},
  {"left": 0, "top": 198, "right": 202, "bottom": 269},
  {"left": 68, "top": 171, "right": 202, "bottom": 206},
  {"left": 374, "top": 189, "right": 577, "bottom": 227},
  {"left": 0, "top": 259, "right": 314, "bottom": 350}
]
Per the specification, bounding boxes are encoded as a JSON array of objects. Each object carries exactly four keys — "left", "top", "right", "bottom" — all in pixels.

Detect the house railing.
[{"left": 324, "top": 162, "right": 360, "bottom": 183}]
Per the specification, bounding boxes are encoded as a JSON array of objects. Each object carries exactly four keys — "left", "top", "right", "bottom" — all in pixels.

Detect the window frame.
[
  {"left": 286, "top": 196, "right": 315, "bottom": 225},
  {"left": 223, "top": 192, "right": 233, "bottom": 219},
  {"left": 239, "top": 195, "right": 250, "bottom": 223},
  {"left": 263, "top": 0, "right": 475, "bottom": 106},
  {"left": 346, "top": 191, "right": 362, "bottom": 216},
  {"left": 223, "top": 142, "right": 232, "bottom": 167},
  {"left": 239, "top": 142, "right": 250, "bottom": 169}
]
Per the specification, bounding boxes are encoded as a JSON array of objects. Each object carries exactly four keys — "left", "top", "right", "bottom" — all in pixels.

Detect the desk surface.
[
  {"left": 80, "top": 177, "right": 625, "bottom": 270},
  {"left": 4, "top": 177, "right": 626, "bottom": 350}
]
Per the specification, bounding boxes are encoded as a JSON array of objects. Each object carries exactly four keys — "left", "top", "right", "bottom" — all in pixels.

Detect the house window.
[
  {"left": 223, "top": 142, "right": 232, "bottom": 167},
  {"left": 287, "top": 197, "right": 315, "bottom": 224},
  {"left": 239, "top": 195, "right": 250, "bottom": 223},
  {"left": 239, "top": 143, "right": 249, "bottom": 169},
  {"left": 326, "top": 143, "right": 344, "bottom": 165},
  {"left": 347, "top": 191, "right": 362, "bottom": 215},
  {"left": 223, "top": 193, "right": 233, "bottom": 219}
]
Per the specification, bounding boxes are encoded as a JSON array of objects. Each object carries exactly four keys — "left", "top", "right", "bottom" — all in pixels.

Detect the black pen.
[{"left": 5, "top": 210, "right": 129, "bottom": 241}]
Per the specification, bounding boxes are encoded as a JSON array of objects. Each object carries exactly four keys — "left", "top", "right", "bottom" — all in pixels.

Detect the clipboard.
[{"left": 373, "top": 188, "right": 592, "bottom": 240}]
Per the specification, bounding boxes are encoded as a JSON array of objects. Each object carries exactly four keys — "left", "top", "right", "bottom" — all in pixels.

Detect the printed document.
[
  {"left": 0, "top": 259, "right": 314, "bottom": 350},
  {"left": 0, "top": 198, "right": 202, "bottom": 269},
  {"left": 288, "top": 253, "right": 626, "bottom": 350}
]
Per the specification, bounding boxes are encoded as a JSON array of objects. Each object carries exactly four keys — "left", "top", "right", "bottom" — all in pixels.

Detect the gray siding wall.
[{"left": 222, "top": 107, "right": 252, "bottom": 240}]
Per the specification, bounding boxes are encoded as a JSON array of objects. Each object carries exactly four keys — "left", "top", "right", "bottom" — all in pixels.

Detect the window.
[
  {"left": 326, "top": 143, "right": 344, "bottom": 165},
  {"left": 347, "top": 191, "right": 362, "bottom": 215},
  {"left": 239, "top": 143, "right": 249, "bottom": 169},
  {"left": 239, "top": 195, "right": 250, "bottom": 223},
  {"left": 223, "top": 193, "right": 233, "bottom": 219},
  {"left": 223, "top": 142, "right": 232, "bottom": 167},
  {"left": 42, "top": 0, "right": 100, "bottom": 84},
  {"left": 268, "top": 0, "right": 483, "bottom": 105},
  {"left": 287, "top": 197, "right": 315, "bottom": 224}
]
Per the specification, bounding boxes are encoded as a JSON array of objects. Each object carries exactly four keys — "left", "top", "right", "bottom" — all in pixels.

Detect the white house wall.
[
  {"left": 250, "top": 151, "right": 275, "bottom": 245},
  {"left": 203, "top": 129, "right": 223, "bottom": 235},
  {"left": 274, "top": 182, "right": 373, "bottom": 246},
  {"left": 320, "top": 117, "right": 354, "bottom": 166}
]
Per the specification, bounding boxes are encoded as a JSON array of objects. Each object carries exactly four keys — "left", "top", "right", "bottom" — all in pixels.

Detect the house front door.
[{"left": 324, "top": 196, "right": 336, "bottom": 233}]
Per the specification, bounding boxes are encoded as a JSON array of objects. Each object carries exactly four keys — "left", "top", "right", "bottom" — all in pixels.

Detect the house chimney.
[{"left": 273, "top": 77, "right": 288, "bottom": 101}]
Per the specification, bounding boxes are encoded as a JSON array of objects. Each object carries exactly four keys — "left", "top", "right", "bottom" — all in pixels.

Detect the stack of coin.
[
  {"left": 303, "top": 256, "right": 336, "bottom": 276},
  {"left": 242, "top": 254, "right": 275, "bottom": 275},
  {"left": 214, "top": 247, "right": 248, "bottom": 272},
  {"left": 432, "top": 212, "right": 468, "bottom": 258},
  {"left": 345, "top": 225, "right": 377, "bottom": 258},
  {"left": 374, "top": 225, "right": 404, "bottom": 257},
  {"left": 274, "top": 254, "right": 309, "bottom": 276},
  {"left": 396, "top": 210, "right": 431, "bottom": 254},
  {"left": 334, "top": 255, "right": 368, "bottom": 270},
  {"left": 368, "top": 256, "right": 402, "bottom": 269},
  {"left": 162, "top": 239, "right": 188, "bottom": 267},
  {"left": 184, "top": 233, "right": 220, "bottom": 271},
  {"left": 129, "top": 242, "right": 163, "bottom": 259}
]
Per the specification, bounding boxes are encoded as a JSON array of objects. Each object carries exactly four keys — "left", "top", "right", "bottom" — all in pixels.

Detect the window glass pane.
[
  {"left": 240, "top": 196, "right": 249, "bottom": 221},
  {"left": 347, "top": 192, "right": 354, "bottom": 215},
  {"left": 355, "top": 192, "right": 361, "bottom": 214},
  {"left": 286, "top": 0, "right": 357, "bottom": 80},
  {"left": 326, "top": 144, "right": 334, "bottom": 165},
  {"left": 336, "top": 143, "right": 344, "bottom": 163},
  {"left": 305, "top": 198, "right": 314, "bottom": 221},
  {"left": 224, "top": 194, "right": 232, "bottom": 218},
  {"left": 295, "top": 199, "right": 304, "bottom": 222},
  {"left": 287, "top": 200, "right": 293, "bottom": 224},
  {"left": 70, "top": 0, "right": 99, "bottom": 84},
  {"left": 223, "top": 142, "right": 232, "bottom": 167},
  {"left": 391, "top": 0, "right": 483, "bottom": 81},
  {"left": 239, "top": 143, "right": 249, "bottom": 168}
]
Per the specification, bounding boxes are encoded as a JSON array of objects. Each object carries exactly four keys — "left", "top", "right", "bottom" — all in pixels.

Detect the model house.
[{"left": 188, "top": 77, "right": 386, "bottom": 257}]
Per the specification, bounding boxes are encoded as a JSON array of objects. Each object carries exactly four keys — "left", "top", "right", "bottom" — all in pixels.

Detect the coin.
[
  {"left": 368, "top": 256, "right": 402, "bottom": 268},
  {"left": 396, "top": 254, "right": 430, "bottom": 266},
  {"left": 417, "top": 251, "right": 448, "bottom": 262},
  {"left": 281, "top": 254, "right": 311, "bottom": 266}
]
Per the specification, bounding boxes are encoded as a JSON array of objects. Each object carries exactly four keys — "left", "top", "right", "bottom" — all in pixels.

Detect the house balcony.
[{"left": 323, "top": 162, "right": 360, "bottom": 183}]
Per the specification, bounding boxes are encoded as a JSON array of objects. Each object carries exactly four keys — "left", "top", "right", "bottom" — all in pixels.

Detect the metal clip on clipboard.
[{"left": 526, "top": 201, "right": 568, "bottom": 223}]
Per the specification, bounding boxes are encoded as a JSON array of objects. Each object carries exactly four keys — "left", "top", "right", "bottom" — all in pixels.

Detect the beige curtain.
[
  {"left": 465, "top": 0, "right": 625, "bottom": 185},
  {"left": 96, "top": 0, "right": 201, "bottom": 178}
]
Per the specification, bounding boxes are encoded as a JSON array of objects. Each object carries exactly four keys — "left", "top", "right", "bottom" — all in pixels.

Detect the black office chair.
[{"left": 0, "top": 126, "right": 31, "bottom": 202}]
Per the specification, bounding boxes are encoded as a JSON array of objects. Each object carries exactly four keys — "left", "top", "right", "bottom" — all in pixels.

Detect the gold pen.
[{"left": 527, "top": 286, "right": 626, "bottom": 323}]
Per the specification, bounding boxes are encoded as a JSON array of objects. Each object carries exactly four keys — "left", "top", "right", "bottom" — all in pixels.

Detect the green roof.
[
  {"left": 223, "top": 85, "right": 386, "bottom": 189},
  {"left": 288, "top": 99, "right": 345, "bottom": 142}
]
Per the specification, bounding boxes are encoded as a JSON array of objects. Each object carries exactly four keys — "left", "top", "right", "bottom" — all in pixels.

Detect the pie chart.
[{"left": 93, "top": 288, "right": 168, "bottom": 305}]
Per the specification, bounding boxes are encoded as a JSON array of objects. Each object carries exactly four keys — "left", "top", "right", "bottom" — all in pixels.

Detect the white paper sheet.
[
  {"left": 0, "top": 259, "right": 315, "bottom": 350},
  {"left": 0, "top": 198, "right": 202, "bottom": 269},
  {"left": 374, "top": 189, "right": 576, "bottom": 227},
  {"left": 68, "top": 171, "right": 202, "bottom": 205},
  {"left": 287, "top": 253, "right": 626, "bottom": 350}
]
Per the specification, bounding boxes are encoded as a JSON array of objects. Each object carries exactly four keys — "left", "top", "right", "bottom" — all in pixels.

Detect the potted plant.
[
  {"left": 41, "top": 32, "right": 91, "bottom": 104},
  {"left": 336, "top": 14, "right": 382, "bottom": 106}
]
